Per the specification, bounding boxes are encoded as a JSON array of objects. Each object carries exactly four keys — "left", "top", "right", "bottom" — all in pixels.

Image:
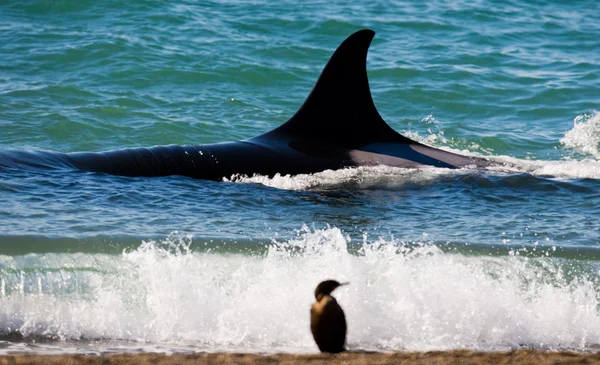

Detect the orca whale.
[{"left": 2, "top": 29, "right": 489, "bottom": 181}]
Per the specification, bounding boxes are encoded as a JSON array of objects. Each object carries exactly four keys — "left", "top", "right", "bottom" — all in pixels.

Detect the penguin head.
[{"left": 314, "top": 280, "right": 349, "bottom": 301}]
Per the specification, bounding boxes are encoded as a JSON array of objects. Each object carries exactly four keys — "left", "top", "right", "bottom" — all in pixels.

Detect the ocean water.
[{"left": 1, "top": 0, "right": 600, "bottom": 355}]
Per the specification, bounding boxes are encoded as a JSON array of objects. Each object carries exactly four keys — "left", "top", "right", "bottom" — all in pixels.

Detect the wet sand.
[{"left": 1, "top": 350, "right": 600, "bottom": 365}]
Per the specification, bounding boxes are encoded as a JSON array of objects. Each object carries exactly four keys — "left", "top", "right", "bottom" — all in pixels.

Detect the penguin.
[{"left": 310, "top": 280, "right": 349, "bottom": 353}]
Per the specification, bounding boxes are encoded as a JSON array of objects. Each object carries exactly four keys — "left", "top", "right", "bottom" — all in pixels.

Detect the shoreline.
[{"left": 2, "top": 350, "right": 600, "bottom": 365}]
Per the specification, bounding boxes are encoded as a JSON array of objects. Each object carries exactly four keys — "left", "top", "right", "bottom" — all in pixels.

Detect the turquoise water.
[{"left": 1, "top": 0, "right": 600, "bottom": 355}]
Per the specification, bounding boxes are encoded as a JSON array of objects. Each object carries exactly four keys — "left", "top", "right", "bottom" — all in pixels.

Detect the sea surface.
[{"left": 1, "top": 0, "right": 600, "bottom": 355}]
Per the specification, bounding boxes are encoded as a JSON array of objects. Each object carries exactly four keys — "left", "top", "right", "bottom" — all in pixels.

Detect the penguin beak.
[{"left": 339, "top": 282, "right": 350, "bottom": 287}]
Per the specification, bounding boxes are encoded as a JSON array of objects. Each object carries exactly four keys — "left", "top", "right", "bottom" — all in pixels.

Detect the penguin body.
[{"left": 310, "top": 280, "right": 348, "bottom": 353}]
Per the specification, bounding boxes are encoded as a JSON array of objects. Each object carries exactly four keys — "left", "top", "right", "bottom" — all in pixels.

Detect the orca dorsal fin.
[{"left": 271, "top": 29, "right": 409, "bottom": 147}]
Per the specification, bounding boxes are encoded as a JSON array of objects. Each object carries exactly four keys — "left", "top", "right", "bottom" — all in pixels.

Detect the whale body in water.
[{"left": 1, "top": 29, "right": 489, "bottom": 181}]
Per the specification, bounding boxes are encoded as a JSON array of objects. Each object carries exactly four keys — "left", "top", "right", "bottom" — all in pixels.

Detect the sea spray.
[
  {"left": 561, "top": 111, "right": 600, "bottom": 159},
  {"left": 1, "top": 227, "right": 599, "bottom": 353}
]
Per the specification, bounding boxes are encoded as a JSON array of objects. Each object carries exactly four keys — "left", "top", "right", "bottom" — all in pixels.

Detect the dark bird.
[{"left": 310, "top": 280, "right": 349, "bottom": 353}]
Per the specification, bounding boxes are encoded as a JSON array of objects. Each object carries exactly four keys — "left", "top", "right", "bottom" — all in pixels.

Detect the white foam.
[
  {"left": 1, "top": 228, "right": 599, "bottom": 353},
  {"left": 561, "top": 111, "right": 600, "bottom": 159},
  {"left": 230, "top": 155, "right": 600, "bottom": 190},
  {"left": 481, "top": 154, "right": 600, "bottom": 180},
  {"left": 228, "top": 165, "right": 459, "bottom": 191}
]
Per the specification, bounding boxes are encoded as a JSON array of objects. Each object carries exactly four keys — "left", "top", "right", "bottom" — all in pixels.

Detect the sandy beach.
[{"left": 1, "top": 350, "right": 600, "bottom": 365}]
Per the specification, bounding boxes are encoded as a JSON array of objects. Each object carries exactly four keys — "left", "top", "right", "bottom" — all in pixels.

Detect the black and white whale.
[{"left": 1, "top": 29, "right": 489, "bottom": 181}]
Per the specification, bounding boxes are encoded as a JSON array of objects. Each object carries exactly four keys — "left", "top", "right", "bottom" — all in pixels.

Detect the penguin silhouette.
[{"left": 310, "top": 280, "right": 348, "bottom": 353}]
